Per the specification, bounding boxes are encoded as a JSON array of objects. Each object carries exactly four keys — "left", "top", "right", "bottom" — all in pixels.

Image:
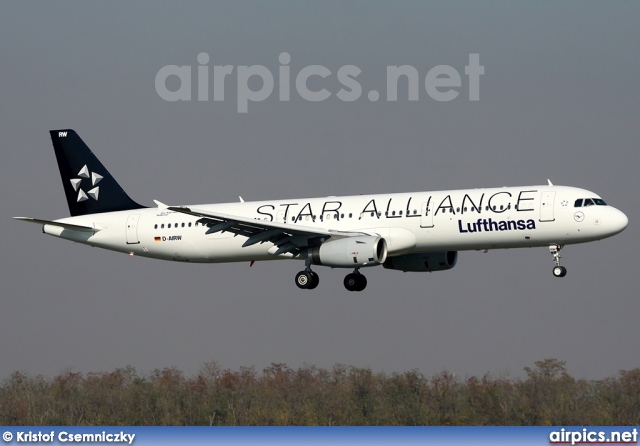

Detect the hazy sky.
[{"left": 2, "top": 2, "right": 639, "bottom": 381}]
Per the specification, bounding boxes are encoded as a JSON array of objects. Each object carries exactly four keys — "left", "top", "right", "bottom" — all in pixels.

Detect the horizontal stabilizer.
[{"left": 13, "top": 217, "right": 98, "bottom": 233}]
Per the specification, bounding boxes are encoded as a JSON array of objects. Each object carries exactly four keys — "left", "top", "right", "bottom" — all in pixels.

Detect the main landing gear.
[
  {"left": 549, "top": 243, "right": 567, "bottom": 278},
  {"left": 294, "top": 260, "right": 368, "bottom": 291},
  {"left": 344, "top": 269, "right": 367, "bottom": 292},
  {"left": 295, "top": 270, "right": 319, "bottom": 289},
  {"left": 295, "top": 255, "right": 320, "bottom": 290},
  {"left": 294, "top": 269, "right": 369, "bottom": 291}
]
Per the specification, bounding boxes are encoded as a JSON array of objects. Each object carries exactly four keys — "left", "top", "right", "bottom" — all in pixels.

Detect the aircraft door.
[
  {"left": 126, "top": 214, "right": 141, "bottom": 244},
  {"left": 539, "top": 191, "right": 556, "bottom": 222},
  {"left": 420, "top": 200, "right": 434, "bottom": 228}
]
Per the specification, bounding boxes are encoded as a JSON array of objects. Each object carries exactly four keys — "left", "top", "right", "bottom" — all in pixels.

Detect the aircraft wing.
[
  {"left": 167, "top": 205, "right": 367, "bottom": 256},
  {"left": 13, "top": 217, "right": 98, "bottom": 232}
]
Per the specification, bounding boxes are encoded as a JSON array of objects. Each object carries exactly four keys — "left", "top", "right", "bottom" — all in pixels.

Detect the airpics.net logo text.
[{"left": 155, "top": 52, "right": 484, "bottom": 113}]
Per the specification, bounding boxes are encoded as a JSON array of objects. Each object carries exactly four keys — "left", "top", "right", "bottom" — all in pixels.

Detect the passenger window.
[
  {"left": 154, "top": 224, "right": 158, "bottom": 229},
  {"left": 168, "top": 223, "right": 171, "bottom": 228},
  {"left": 161, "top": 224, "right": 165, "bottom": 229},
  {"left": 188, "top": 222, "right": 192, "bottom": 227},
  {"left": 181, "top": 223, "right": 185, "bottom": 228}
]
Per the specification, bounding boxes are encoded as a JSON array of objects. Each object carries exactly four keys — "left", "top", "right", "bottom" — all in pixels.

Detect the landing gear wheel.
[
  {"left": 295, "top": 271, "right": 312, "bottom": 289},
  {"left": 344, "top": 273, "right": 367, "bottom": 292},
  {"left": 355, "top": 274, "right": 367, "bottom": 291},
  {"left": 308, "top": 271, "right": 319, "bottom": 289},
  {"left": 295, "top": 271, "right": 319, "bottom": 289},
  {"left": 549, "top": 244, "right": 567, "bottom": 278},
  {"left": 552, "top": 266, "right": 567, "bottom": 278},
  {"left": 344, "top": 273, "right": 357, "bottom": 291}
]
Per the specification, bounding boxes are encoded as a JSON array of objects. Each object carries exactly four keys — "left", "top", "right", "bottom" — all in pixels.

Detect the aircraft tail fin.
[{"left": 50, "top": 129, "right": 145, "bottom": 216}]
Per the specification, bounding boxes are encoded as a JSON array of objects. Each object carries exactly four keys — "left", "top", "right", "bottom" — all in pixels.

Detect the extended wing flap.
[{"left": 242, "top": 229, "right": 283, "bottom": 247}]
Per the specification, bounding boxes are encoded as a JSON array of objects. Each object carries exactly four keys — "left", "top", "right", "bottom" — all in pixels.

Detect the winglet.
[
  {"left": 547, "top": 179, "right": 553, "bottom": 186},
  {"left": 239, "top": 196, "right": 245, "bottom": 203}
]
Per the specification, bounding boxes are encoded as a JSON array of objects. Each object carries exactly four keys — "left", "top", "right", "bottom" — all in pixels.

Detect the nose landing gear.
[{"left": 549, "top": 244, "right": 567, "bottom": 277}]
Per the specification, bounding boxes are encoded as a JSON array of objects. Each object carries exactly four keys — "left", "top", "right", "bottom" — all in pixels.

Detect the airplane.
[{"left": 15, "top": 130, "right": 628, "bottom": 291}]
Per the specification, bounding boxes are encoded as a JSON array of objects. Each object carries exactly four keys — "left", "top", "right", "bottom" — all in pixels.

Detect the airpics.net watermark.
[{"left": 155, "top": 52, "right": 484, "bottom": 113}]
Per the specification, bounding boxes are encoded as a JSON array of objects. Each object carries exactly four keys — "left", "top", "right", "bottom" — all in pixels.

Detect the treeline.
[{"left": 2, "top": 359, "right": 639, "bottom": 425}]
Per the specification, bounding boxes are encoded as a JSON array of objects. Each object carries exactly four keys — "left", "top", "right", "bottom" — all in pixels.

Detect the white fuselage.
[{"left": 44, "top": 185, "right": 628, "bottom": 265}]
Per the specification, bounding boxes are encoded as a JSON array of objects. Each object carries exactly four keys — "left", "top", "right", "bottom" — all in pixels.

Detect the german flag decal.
[{"left": 154, "top": 236, "right": 162, "bottom": 242}]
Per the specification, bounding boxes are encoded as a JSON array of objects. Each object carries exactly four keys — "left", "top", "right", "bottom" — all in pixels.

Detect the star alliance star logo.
[{"left": 70, "top": 165, "right": 103, "bottom": 202}]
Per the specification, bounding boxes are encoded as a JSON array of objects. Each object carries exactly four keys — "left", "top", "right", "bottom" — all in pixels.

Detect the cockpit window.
[{"left": 575, "top": 198, "right": 607, "bottom": 207}]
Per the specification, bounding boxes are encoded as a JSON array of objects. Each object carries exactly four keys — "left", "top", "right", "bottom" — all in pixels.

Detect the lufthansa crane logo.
[{"left": 70, "top": 165, "right": 103, "bottom": 202}]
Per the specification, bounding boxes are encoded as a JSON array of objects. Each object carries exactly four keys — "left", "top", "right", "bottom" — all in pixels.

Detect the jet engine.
[
  {"left": 309, "top": 236, "right": 387, "bottom": 268},
  {"left": 383, "top": 251, "right": 458, "bottom": 272}
]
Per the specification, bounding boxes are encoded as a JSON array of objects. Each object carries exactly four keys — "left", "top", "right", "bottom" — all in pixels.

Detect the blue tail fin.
[{"left": 50, "top": 129, "right": 145, "bottom": 216}]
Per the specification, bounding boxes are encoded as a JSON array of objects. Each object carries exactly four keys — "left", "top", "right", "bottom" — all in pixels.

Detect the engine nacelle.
[
  {"left": 309, "top": 236, "right": 388, "bottom": 268},
  {"left": 383, "top": 251, "right": 458, "bottom": 272}
]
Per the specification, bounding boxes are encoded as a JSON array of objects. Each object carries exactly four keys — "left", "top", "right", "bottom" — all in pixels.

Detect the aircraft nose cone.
[{"left": 609, "top": 208, "right": 628, "bottom": 235}]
